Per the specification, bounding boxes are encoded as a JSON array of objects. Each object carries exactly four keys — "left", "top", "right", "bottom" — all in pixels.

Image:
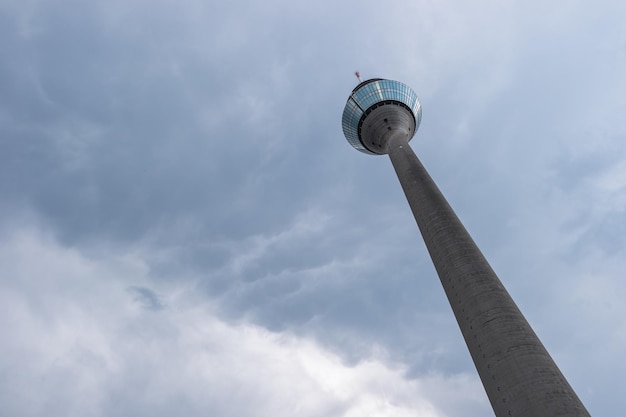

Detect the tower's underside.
[
  {"left": 358, "top": 102, "right": 415, "bottom": 154},
  {"left": 342, "top": 79, "right": 590, "bottom": 417}
]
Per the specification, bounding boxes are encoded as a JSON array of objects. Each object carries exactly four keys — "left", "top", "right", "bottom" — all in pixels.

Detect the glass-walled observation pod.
[{"left": 342, "top": 79, "right": 422, "bottom": 154}]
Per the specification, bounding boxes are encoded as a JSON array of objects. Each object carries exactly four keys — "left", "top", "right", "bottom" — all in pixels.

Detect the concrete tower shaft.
[
  {"left": 341, "top": 79, "right": 591, "bottom": 417},
  {"left": 386, "top": 134, "right": 590, "bottom": 417}
]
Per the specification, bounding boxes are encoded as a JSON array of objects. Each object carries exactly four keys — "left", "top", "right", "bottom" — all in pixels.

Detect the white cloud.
[{"left": 0, "top": 226, "right": 486, "bottom": 417}]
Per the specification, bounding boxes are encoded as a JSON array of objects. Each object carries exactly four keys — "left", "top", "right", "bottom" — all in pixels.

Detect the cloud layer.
[{"left": 2, "top": 0, "right": 626, "bottom": 415}]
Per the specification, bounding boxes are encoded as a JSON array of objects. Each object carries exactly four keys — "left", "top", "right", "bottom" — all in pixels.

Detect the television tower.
[{"left": 341, "top": 78, "right": 590, "bottom": 417}]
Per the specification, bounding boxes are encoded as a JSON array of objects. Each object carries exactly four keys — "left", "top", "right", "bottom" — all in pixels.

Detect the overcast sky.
[{"left": 1, "top": 0, "right": 625, "bottom": 416}]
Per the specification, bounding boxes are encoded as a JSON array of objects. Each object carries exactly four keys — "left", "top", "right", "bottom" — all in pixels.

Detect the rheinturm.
[{"left": 341, "top": 78, "right": 590, "bottom": 417}]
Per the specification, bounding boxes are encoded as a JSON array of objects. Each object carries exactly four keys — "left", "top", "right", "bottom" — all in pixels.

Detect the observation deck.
[{"left": 342, "top": 79, "right": 422, "bottom": 155}]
